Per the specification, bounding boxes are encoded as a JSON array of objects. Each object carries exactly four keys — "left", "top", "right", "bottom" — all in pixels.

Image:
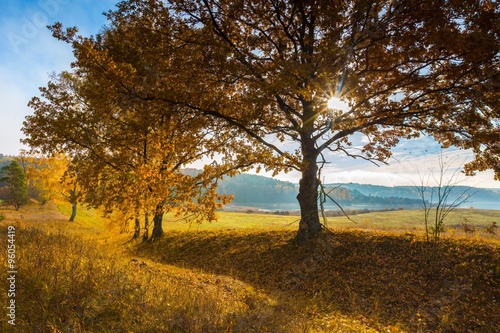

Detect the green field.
[{"left": 164, "top": 208, "right": 500, "bottom": 235}]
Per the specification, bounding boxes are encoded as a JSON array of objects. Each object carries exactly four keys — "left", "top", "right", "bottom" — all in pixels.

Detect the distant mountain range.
[{"left": 218, "top": 173, "right": 500, "bottom": 210}]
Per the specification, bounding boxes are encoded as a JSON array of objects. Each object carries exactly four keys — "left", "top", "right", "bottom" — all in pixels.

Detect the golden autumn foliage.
[
  {"left": 19, "top": 153, "right": 77, "bottom": 205},
  {"left": 23, "top": 66, "right": 242, "bottom": 238},
  {"left": 22, "top": 0, "right": 500, "bottom": 241}
]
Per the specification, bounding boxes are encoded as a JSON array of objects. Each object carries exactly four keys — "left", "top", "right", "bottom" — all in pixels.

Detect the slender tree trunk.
[
  {"left": 142, "top": 212, "right": 149, "bottom": 242},
  {"left": 68, "top": 186, "right": 77, "bottom": 222},
  {"left": 295, "top": 135, "right": 322, "bottom": 243},
  {"left": 69, "top": 203, "right": 77, "bottom": 222},
  {"left": 133, "top": 215, "right": 141, "bottom": 239},
  {"left": 151, "top": 202, "right": 164, "bottom": 241}
]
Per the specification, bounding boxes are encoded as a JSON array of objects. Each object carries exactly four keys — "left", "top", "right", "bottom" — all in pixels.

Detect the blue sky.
[
  {"left": 1, "top": 0, "right": 498, "bottom": 188},
  {"left": 0, "top": 0, "right": 115, "bottom": 154}
]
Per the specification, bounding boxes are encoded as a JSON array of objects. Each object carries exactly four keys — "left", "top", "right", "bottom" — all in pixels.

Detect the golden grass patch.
[
  {"left": 1, "top": 203, "right": 499, "bottom": 332},
  {"left": 132, "top": 229, "right": 500, "bottom": 332}
]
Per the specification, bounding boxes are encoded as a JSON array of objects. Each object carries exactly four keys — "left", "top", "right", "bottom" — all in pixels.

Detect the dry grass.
[
  {"left": 0, "top": 219, "right": 310, "bottom": 332},
  {"left": 132, "top": 229, "right": 500, "bottom": 332},
  {"left": 0, "top": 202, "right": 499, "bottom": 332}
]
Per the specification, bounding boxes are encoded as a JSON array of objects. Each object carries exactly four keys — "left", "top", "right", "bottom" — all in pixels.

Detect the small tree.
[
  {"left": 19, "top": 152, "right": 81, "bottom": 222},
  {"left": 415, "top": 152, "right": 476, "bottom": 257},
  {"left": 65, "top": 181, "right": 78, "bottom": 222},
  {"left": 20, "top": 152, "right": 67, "bottom": 204},
  {"left": 1, "top": 161, "right": 30, "bottom": 210}
]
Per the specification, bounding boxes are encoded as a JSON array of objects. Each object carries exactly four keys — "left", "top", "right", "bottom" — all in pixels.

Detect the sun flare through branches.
[{"left": 327, "top": 97, "right": 349, "bottom": 113}]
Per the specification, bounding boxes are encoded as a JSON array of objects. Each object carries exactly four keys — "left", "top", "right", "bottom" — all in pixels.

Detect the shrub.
[{"left": 484, "top": 221, "right": 497, "bottom": 235}]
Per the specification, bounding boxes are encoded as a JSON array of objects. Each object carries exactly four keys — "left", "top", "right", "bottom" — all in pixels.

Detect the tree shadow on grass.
[{"left": 130, "top": 229, "right": 500, "bottom": 332}]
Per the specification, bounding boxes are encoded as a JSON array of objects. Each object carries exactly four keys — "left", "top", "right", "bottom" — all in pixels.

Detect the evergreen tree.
[{"left": 1, "top": 160, "right": 29, "bottom": 210}]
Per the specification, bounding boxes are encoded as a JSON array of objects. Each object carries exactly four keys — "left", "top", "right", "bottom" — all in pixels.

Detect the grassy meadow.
[
  {"left": 165, "top": 208, "right": 500, "bottom": 235},
  {"left": 0, "top": 202, "right": 499, "bottom": 332}
]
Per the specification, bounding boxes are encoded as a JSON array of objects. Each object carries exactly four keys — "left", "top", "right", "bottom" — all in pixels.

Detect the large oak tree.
[{"left": 24, "top": 0, "right": 499, "bottom": 242}]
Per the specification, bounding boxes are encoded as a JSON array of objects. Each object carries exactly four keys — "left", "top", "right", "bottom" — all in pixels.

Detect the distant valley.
[{"left": 217, "top": 173, "right": 500, "bottom": 211}]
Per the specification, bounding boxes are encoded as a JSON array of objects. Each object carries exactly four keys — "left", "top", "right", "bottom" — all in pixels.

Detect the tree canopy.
[
  {"left": 23, "top": 0, "right": 499, "bottom": 242},
  {"left": 1, "top": 160, "right": 29, "bottom": 210}
]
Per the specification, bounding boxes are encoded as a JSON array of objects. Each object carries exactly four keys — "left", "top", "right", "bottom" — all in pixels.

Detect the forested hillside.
[
  {"left": 338, "top": 183, "right": 500, "bottom": 205},
  {"left": 217, "top": 174, "right": 298, "bottom": 204},
  {"left": 218, "top": 174, "right": 423, "bottom": 207},
  {"left": 217, "top": 173, "right": 500, "bottom": 209},
  {"left": 0, "top": 154, "right": 14, "bottom": 169},
  {"left": 0, "top": 154, "right": 16, "bottom": 199}
]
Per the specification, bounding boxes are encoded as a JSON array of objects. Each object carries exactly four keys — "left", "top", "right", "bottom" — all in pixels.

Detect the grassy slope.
[
  {"left": 134, "top": 229, "right": 500, "bottom": 332},
  {"left": 1, "top": 203, "right": 499, "bottom": 332}
]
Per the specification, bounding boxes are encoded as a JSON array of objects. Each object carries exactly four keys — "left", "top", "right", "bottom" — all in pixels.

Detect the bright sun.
[{"left": 327, "top": 97, "right": 349, "bottom": 112}]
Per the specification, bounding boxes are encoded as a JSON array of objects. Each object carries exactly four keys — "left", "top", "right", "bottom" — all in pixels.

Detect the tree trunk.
[
  {"left": 69, "top": 203, "right": 77, "bottom": 222},
  {"left": 133, "top": 215, "right": 141, "bottom": 239},
  {"left": 295, "top": 136, "right": 322, "bottom": 243},
  {"left": 151, "top": 203, "right": 164, "bottom": 241},
  {"left": 68, "top": 187, "right": 78, "bottom": 222},
  {"left": 142, "top": 212, "right": 149, "bottom": 242}
]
